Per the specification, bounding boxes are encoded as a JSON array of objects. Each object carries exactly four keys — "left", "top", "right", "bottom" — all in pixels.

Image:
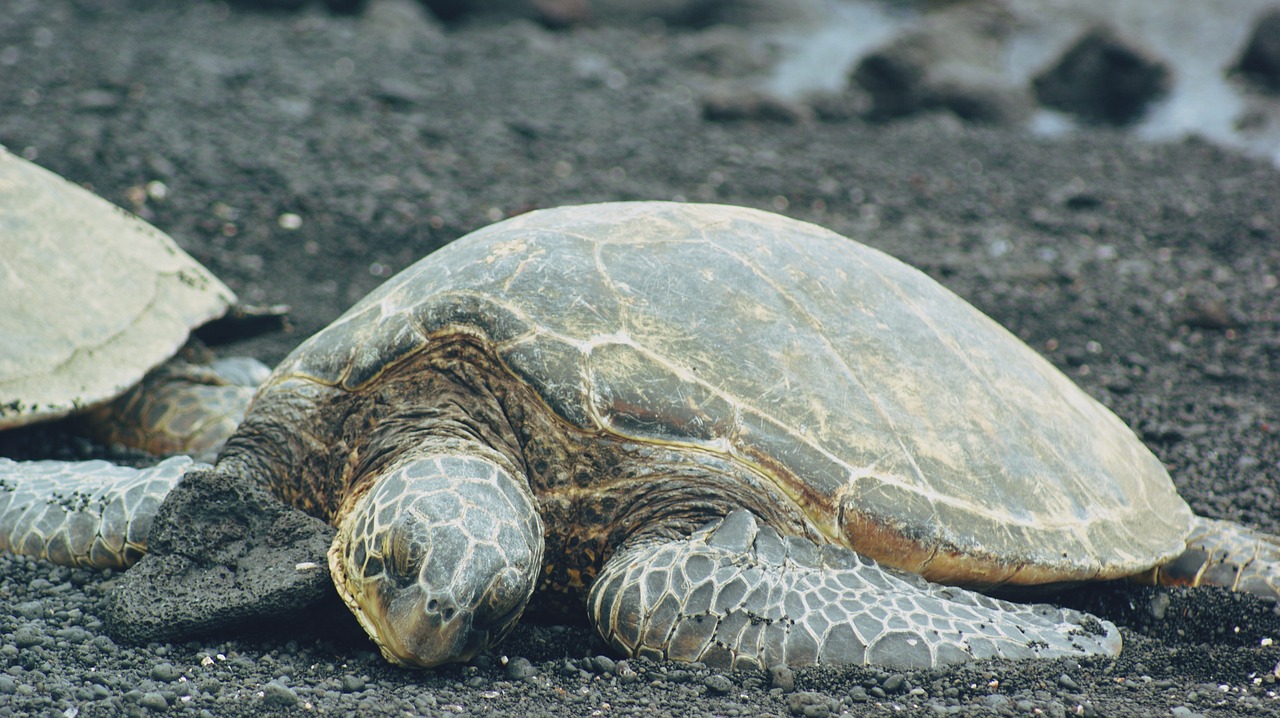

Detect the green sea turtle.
[
  {"left": 3, "top": 201, "right": 1278, "bottom": 670},
  {"left": 0, "top": 146, "right": 274, "bottom": 467}
]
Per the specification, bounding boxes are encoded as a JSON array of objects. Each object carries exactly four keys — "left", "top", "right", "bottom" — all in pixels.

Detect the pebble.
[
  {"left": 786, "top": 691, "right": 831, "bottom": 718},
  {"left": 14, "top": 601, "right": 44, "bottom": 619},
  {"left": 882, "top": 673, "right": 906, "bottom": 693},
  {"left": 151, "top": 662, "right": 181, "bottom": 682},
  {"left": 615, "top": 661, "right": 640, "bottom": 684},
  {"left": 138, "top": 692, "right": 168, "bottom": 710},
  {"left": 1058, "top": 673, "right": 1081, "bottom": 691},
  {"left": 11, "top": 626, "right": 45, "bottom": 648},
  {"left": 342, "top": 674, "right": 367, "bottom": 692},
  {"left": 769, "top": 665, "right": 796, "bottom": 692},
  {"left": 505, "top": 657, "right": 537, "bottom": 681},
  {"left": 704, "top": 674, "right": 734, "bottom": 695},
  {"left": 591, "top": 655, "right": 616, "bottom": 674},
  {"left": 263, "top": 681, "right": 298, "bottom": 706},
  {"left": 981, "top": 694, "right": 1011, "bottom": 712}
]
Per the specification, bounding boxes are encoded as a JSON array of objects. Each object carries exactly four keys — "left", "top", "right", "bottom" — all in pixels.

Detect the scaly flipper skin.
[
  {"left": 0, "top": 456, "right": 196, "bottom": 568},
  {"left": 1151, "top": 515, "right": 1280, "bottom": 599},
  {"left": 79, "top": 357, "right": 268, "bottom": 462},
  {"left": 589, "top": 511, "right": 1121, "bottom": 670}
]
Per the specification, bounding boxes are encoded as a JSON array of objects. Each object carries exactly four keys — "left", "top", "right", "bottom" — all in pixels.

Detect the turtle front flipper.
[
  {"left": 0, "top": 456, "right": 194, "bottom": 568},
  {"left": 1149, "top": 515, "right": 1280, "bottom": 599},
  {"left": 588, "top": 511, "right": 1121, "bottom": 670}
]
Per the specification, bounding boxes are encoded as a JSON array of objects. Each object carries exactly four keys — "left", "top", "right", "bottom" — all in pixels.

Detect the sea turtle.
[
  {"left": 0, "top": 147, "right": 282, "bottom": 460},
  {"left": 3, "top": 201, "right": 1278, "bottom": 670}
]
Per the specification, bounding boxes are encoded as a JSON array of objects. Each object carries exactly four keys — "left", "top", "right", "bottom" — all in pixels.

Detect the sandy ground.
[{"left": 2, "top": 1, "right": 1280, "bottom": 716}]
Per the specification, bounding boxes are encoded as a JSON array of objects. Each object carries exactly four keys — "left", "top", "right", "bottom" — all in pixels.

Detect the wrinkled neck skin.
[{"left": 217, "top": 335, "right": 532, "bottom": 525}]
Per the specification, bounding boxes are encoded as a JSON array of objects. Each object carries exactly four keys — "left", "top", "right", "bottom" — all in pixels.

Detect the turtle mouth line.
[
  {"left": 327, "top": 536, "right": 417, "bottom": 665},
  {"left": 477, "top": 600, "right": 524, "bottom": 639}
]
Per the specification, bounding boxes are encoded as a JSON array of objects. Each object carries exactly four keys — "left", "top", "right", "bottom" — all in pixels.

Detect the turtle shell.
[
  {"left": 273, "top": 201, "right": 1192, "bottom": 587},
  {"left": 0, "top": 147, "right": 235, "bottom": 428}
]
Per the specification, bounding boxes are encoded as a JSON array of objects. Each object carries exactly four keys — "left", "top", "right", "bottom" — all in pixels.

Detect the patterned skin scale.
[
  {"left": 0, "top": 457, "right": 193, "bottom": 568},
  {"left": 3, "top": 202, "right": 1280, "bottom": 671}
]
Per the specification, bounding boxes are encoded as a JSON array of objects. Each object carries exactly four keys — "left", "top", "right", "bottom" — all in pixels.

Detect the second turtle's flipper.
[
  {"left": 79, "top": 357, "right": 269, "bottom": 461},
  {"left": 0, "top": 456, "right": 195, "bottom": 569},
  {"left": 1151, "top": 515, "right": 1280, "bottom": 600},
  {"left": 588, "top": 510, "right": 1120, "bottom": 670}
]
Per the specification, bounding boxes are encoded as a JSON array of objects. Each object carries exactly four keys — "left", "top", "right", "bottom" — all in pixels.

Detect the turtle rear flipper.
[
  {"left": 79, "top": 356, "right": 269, "bottom": 461},
  {"left": 588, "top": 510, "right": 1121, "bottom": 669},
  {"left": 1149, "top": 516, "right": 1280, "bottom": 599}
]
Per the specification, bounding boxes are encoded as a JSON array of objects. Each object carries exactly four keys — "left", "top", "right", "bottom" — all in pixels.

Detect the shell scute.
[
  {"left": 586, "top": 340, "right": 738, "bottom": 444},
  {"left": 501, "top": 337, "right": 593, "bottom": 429}
]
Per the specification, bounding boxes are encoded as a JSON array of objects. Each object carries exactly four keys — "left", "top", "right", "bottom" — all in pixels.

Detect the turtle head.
[{"left": 328, "top": 453, "right": 544, "bottom": 667}]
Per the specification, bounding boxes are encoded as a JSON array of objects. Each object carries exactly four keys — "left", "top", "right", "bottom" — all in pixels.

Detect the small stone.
[
  {"left": 982, "top": 694, "right": 1011, "bottom": 711},
  {"left": 1057, "top": 673, "right": 1081, "bottom": 691},
  {"left": 587, "top": 655, "right": 615, "bottom": 674},
  {"left": 704, "top": 674, "right": 734, "bottom": 695},
  {"left": 786, "top": 691, "right": 831, "bottom": 718},
  {"left": 666, "top": 669, "right": 694, "bottom": 684},
  {"left": 1235, "top": 9, "right": 1280, "bottom": 91},
  {"left": 1171, "top": 707, "right": 1204, "bottom": 718},
  {"left": 262, "top": 681, "right": 298, "bottom": 707},
  {"left": 1152, "top": 591, "right": 1172, "bottom": 619},
  {"left": 138, "top": 692, "right": 168, "bottom": 710},
  {"left": 14, "top": 601, "right": 43, "bottom": 620},
  {"left": 505, "top": 657, "right": 537, "bottom": 681},
  {"left": 769, "top": 665, "right": 796, "bottom": 692},
  {"left": 151, "top": 662, "right": 181, "bottom": 682},
  {"left": 11, "top": 627, "right": 44, "bottom": 648},
  {"left": 882, "top": 674, "right": 906, "bottom": 693},
  {"left": 341, "top": 674, "right": 366, "bottom": 692},
  {"left": 616, "top": 661, "right": 640, "bottom": 684},
  {"left": 1032, "top": 26, "right": 1170, "bottom": 124}
]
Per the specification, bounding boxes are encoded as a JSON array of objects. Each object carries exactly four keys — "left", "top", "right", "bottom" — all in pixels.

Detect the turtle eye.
[{"left": 384, "top": 530, "right": 423, "bottom": 589}]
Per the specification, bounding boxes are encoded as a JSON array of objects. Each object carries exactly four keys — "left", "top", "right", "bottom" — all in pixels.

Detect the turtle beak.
[
  {"left": 374, "top": 589, "right": 481, "bottom": 668},
  {"left": 325, "top": 528, "right": 459, "bottom": 667},
  {"left": 366, "top": 566, "right": 534, "bottom": 667},
  {"left": 326, "top": 515, "right": 531, "bottom": 668}
]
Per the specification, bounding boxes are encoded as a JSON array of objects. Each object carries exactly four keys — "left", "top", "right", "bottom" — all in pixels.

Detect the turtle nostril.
[{"left": 426, "top": 598, "right": 457, "bottom": 622}]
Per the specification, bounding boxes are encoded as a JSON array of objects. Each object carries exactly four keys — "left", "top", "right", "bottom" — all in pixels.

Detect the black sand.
[{"left": 2, "top": 2, "right": 1280, "bottom": 716}]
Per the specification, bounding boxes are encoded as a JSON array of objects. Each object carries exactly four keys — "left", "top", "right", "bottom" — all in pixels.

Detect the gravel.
[{"left": 2, "top": 1, "right": 1280, "bottom": 716}]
